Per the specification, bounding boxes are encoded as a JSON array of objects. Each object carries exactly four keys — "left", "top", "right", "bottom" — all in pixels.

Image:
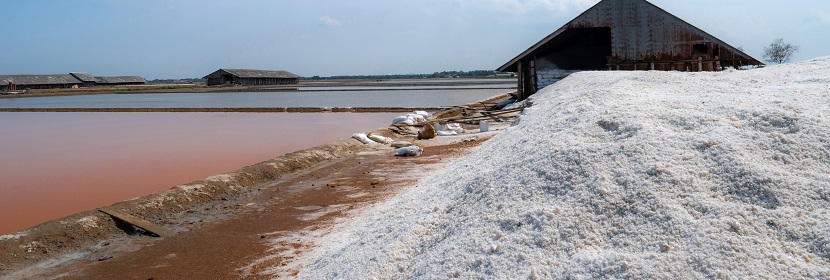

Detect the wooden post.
[
  {"left": 529, "top": 58, "right": 537, "bottom": 95},
  {"left": 516, "top": 61, "right": 525, "bottom": 100},
  {"left": 99, "top": 207, "right": 172, "bottom": 237}
]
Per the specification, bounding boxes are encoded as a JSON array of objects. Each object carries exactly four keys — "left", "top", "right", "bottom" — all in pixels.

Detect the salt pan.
[{"left": 295, "top": 57, "right": 830, "bottom": 279}]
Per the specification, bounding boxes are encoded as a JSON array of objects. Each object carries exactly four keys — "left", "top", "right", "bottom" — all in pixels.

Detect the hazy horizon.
[{"left": 1, "top": 0, "right": 828, "bottom": 80}]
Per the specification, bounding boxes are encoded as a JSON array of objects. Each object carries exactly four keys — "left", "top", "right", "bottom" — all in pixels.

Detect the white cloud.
[
  {"left": 487, "top": 0, "right": 599, "bottom": 14},
  {"left": 319, "top": 15, "right": 342, "bottom": 27}
]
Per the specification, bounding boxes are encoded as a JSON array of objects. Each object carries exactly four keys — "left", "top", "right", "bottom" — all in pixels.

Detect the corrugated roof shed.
[
  {"left": 0, "top": 74, "right": 82, "bottom": 85},
  {"left": 94, "top": 76, "right": 147, "bottom": 84},
  {"left": 216, "top": 69, "right": 299, "bottom": 79}
]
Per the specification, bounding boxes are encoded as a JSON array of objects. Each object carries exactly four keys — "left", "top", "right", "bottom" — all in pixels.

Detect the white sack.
[
  {"left": 351, "top": 133, "right": 374, "bottom": 144},
  {"left": 394, "top": 146, "right": 423, "bottom": 157}
]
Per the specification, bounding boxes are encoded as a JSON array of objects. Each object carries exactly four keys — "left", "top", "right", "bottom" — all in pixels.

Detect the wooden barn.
[
  {"left": 204, "top": 69, "right": 299, "bottom": 86},
  {"left": 94, "top": 76, "right": 147, "bottom": 86},
  {"left": 0, "top": 73, "right": 146, "bottom": 91},
  {"left": 70, "top": 72, "right": 98, "bottom": 87},
  {"left": 498, "top": 0, "right": 763, "bottom": 100},
  {"left": 0, "top": 74, "right": 82, "bottom": 90}
]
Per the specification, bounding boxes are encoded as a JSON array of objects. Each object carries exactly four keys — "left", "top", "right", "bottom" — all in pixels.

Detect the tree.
[{"left": 763, "top": 38, "right": 799, "bottom": 64}]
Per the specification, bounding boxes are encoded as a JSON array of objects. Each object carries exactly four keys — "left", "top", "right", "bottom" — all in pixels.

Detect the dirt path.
[{"left": 10, "top": 135, "right": 490, "bottom": 279}]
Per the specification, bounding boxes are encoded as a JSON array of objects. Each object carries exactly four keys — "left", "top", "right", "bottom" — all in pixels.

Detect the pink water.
[{"left": 0, "top": 112, "right": 400, "bottom": 235}]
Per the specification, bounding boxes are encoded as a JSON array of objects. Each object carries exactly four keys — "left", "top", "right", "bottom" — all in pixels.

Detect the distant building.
[
  {"left": 0, "top": 74, "right": 82, "bottom": 90},
  {"left": 498, "top": 0, "right": 763, "bottom": 100},
  {"left": 70, "top": 72, "right": 98, "bottom": 87},
  {"left": 0, "top": 72, "right": 146, "bottom": 91},
  {"left": 204, "top": 69, "right": 299, "bottom": 86},
  {"left": 94, "top": 76, "right": 148, "bottom": 86}
]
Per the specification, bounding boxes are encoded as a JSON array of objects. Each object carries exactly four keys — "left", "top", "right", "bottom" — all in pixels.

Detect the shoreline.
[
  {"left": 0, "top": 78, "right": 516, "bottom": 99},
  {"left": 0, "top": 107, "right": 445, "bottom": 113},
  {"left": 0, "top": 92, "right": 514, "bottom": 278}
]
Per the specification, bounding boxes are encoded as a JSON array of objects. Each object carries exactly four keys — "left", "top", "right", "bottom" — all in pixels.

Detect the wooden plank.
[
  {"left": 99, "top": 207, "right": 172, "bottom": 237},
  {"left": 429, "top": 106, "right": 529, "bottom": 123}
]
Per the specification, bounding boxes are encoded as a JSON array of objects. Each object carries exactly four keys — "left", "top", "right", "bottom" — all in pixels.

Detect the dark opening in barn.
[
  {"left": 537, "top": 27, "right": 612, "bottom": 71},
  {"left": 222, "top": 74, "right": 234, "bottom": 84}
]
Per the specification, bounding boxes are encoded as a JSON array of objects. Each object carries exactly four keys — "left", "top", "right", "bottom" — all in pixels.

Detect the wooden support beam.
[
  {"left": 99, "top": 207, "right": 172, "bottom": 237},
  {"left": 428, "top": 106, "right": 530, "bottom": 124}
]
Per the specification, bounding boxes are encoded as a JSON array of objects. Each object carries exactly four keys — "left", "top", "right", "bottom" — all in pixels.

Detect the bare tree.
[{"left": 763, "top": 38, "right": 799, "bottom": 64}]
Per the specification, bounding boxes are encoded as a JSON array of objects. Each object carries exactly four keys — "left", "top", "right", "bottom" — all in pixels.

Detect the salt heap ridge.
[{"left": 299, "top": 57, "right": 830, "bottom": 279}]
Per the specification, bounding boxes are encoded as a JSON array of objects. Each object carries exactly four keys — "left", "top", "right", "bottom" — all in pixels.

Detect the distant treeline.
[
  {"left": 148, "top": 78, "right": 206, "bottom": 84},
  {"left": 302, "top": 70, "right": 514, "bottom": 80},
  {"left": 148, "top": 70, "right": 515, "bottom": 83}
]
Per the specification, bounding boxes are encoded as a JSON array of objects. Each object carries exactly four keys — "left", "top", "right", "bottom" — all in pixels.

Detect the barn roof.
[
  {"left": 0, "top": 74, "right": 82, "bottom": 85},
  {"left": 70, "top": 72, "right": 97, "bottom": 82},
  {"left": 206, "top": 69, "right": 300, "bottom": 79},
  {"left": 95, "top": 76, "right": 147, "bottom": 84},
  {"left": 498, "top": 0, "right": 762, "bottom": 72}
]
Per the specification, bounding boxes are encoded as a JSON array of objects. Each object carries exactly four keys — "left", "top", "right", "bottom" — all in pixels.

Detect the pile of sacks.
[
  {"left": 351, "top": 132, "right": 423, "bottom": 157},
  {"left": 391, "top": 111, "right": 430, "bottom": 125},
  {"left": 434, "top": 123, "right": 464, "bottom": 136},
  {"left": 351, "top": 132, "right": 393, "bottom": 145}
]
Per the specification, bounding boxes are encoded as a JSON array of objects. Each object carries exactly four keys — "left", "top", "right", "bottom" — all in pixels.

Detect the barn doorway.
[
  {"left": 222, "top": 74, "right": 235, "bottom": 85},
  {"left": 536, "top": 27, "right": 612, "bottom": 70}
]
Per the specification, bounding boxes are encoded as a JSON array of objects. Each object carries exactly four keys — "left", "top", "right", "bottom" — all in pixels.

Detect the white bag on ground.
[
  {"left": 445, "top": 123, "right": 464, "bottom": 133},
  {"left": 433, "top": 123, "right": 443, "bottom": 132},
  {"left": 413, "top": 111, "right": 430, "bottom": 118},
  {"left": 394, "top": 146, "right": 423, "bottom": 157},
  {"left": 392, "top": 116, "right": 414, "bottom": 125},
  {"left": 391, "top": 141, "right": 413, "bottom": 148},
  {"left": 437, "top": 130, "right": 458, "bottom": 136},
  {"left": 352, "top": 133, "right": 375, "bottom": 144},
  {"left": 406, "top": 114, "right": 426, "bottom": 123},
  {"left": 368, "top": 133, "right": 392, "bottom": 144}
]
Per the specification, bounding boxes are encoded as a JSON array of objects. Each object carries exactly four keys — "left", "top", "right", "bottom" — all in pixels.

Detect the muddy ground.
[{"left": 0, "top": 120, "right": 504, "bottom": 280}]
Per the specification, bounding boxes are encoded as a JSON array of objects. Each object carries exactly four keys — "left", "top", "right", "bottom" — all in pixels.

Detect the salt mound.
[{"left": 299, "top": 57, "right": 830, "bottom": 279}]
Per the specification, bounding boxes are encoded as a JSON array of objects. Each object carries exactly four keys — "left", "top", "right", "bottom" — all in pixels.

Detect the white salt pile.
[{"left": 297, "top": 57, "right": 830, "bottom": 279}]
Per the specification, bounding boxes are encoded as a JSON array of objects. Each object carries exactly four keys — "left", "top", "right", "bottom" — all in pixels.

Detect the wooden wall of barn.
[
  {"left": 238, "top": 78, "right": 298, "bottom": 85},
  {"left": 568, "top": 0, "right": 750, "bottom": 68}
]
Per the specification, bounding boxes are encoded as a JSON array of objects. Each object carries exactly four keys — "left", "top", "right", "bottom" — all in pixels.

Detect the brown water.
[{"left": 0, "top": 112, "right": 401, "bottom": 235}]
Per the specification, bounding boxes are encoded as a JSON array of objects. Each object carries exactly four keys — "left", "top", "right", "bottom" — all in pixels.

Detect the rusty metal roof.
[{"left": 498, "top": 0, "right": 763, "bottom": 72}]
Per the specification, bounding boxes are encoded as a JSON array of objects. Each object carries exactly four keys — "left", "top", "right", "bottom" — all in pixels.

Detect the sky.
[{"left": 1, "top": 0, "right": 828, "bottom": 79}]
